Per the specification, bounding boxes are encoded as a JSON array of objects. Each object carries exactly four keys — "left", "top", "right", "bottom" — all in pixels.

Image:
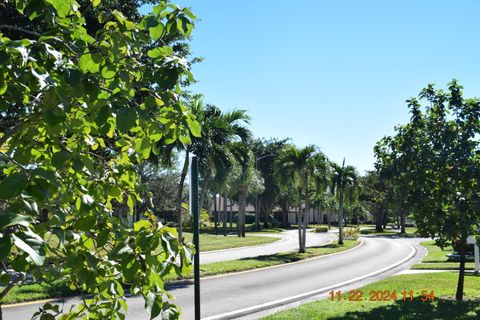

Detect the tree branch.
[{"left": 0, "top": 25, "right": 40, "bottom": 37}]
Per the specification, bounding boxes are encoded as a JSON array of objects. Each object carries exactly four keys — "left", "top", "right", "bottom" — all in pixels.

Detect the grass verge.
[
  {"left": 411, "top": 240, "right": 476, "bottom": 270},
  {"left": 182, "top": 232, "right": 279, "bottom": 251},
  {"left": 262, "top": 272, "right": 480, "bottom": 320}
]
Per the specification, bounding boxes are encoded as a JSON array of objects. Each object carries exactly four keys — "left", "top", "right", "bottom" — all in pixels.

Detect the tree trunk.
[
  {"left": 282, "top": 209, "right": 288, "bottom": 229},
  {"left": 400, "top": 208, "right": 406, "bottom": 234},
  {"left": 261, "top": 199, "right": 269, "bottom": 228},
  {"left": 302, "top": 184, "right": 308, "bottom": 251},
  {"left": 214, "top": 194, "right": 218, "bottom": 235},
  {"left": 456, "top": 236, "right": 467, "bottom": 301},
  {"left": 338, "top": 191, "right": 344, "bottom": 245},
  {"left": 327, "top": 211, "right": 331, "bottom": 230},
  {"left": 254, "top": 196, "right": 259, "bottom": 231},
  {"left": 223, "top": 192, "right": 228, "bottom": 236},
  {"left": 229, "top": 204, "right": 233, "bottom": 229},
  {"left": 238, "top": 189, "right": 247, "bottom": 237}
]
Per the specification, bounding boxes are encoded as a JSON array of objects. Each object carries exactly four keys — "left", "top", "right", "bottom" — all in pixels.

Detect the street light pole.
[{"left": 190, "top": 155, "right": 200, "bottom": 320}]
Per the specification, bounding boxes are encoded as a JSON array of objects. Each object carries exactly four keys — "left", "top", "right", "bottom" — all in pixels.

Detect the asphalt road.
[{"left": 3, "top": 235, "right": 424, "bottom": 320}]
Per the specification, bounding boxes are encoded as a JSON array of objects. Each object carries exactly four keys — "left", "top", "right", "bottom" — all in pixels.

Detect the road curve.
[
  {"left": 3, "top": 236, "right": 422, "bottom": 320},
  {"left": 201, "top": 230, "right": 335, "bottom": 264}
]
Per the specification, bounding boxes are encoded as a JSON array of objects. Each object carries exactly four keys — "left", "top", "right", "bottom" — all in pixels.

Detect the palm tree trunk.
[
  {"left": 229, "top": 204, "right": 233, "bottom": 229},
  {"left": 338, "top": 190, "right": 344, "bottom": 245},
  {"left": 223, "top": 192, "right": 227, "bottom": 236},
  {"left": 214, "top": 194, "right": 218, "bottom": 235},
  {"left": 176, "top": 152, "right": 189, "bottom": 243},
  {"left": 302, "top": 176, "right": 309, "bottom": 251},
  {"left": 238, "top": 189, "right": 247, "bottom": 237}
]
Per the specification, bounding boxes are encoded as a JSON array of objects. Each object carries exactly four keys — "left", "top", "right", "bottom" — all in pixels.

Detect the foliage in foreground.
[
  {"left": 0, "top": 0, "right": 199, "bottom": 318},
  {"left": 263, "top": 272, "right": 480, "bottom": 320}
]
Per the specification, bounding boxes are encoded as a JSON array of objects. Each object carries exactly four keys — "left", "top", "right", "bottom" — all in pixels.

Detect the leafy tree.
[
  {"left": 0, "top": 0, "right": 199, "bottom": 319},
  {"left": 359, "top": 171, "right": 390, "bottom": 231},
  {"left": 375, "top": 80, "right": 480, "bottom": 301},
  {"left": 251, "top": 138, "right": 289, "bottom": 228},
  {"left": 228, "top": 144, "right": 264, "bottom": 237},
  {"left": 331, "top": 159, "right": 358, "bottom": 244}
]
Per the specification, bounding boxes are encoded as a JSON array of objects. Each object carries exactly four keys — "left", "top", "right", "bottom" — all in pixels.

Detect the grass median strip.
[
  {"left": 183, "top": 232, "right": 279, "bottom": 251},
  {"left": 262, "top": 272, "right": 480, "bottom": 320}
]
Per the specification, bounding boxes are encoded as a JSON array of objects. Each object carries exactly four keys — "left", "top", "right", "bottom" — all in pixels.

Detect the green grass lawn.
[
  {"left": 1, "top": 282, "right": 74, "bottom": 304},
  {"left": 182, "top": 232, "right": 278, "bottom": 251},
  {"left": 263, "top": 272, "right": 480, "bottom": 320},
  {"left": 411, "top": 240, "right": 476, "bottom": 270}
]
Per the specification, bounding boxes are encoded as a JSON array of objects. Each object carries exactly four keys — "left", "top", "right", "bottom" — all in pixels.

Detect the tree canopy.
[
  {"left": 375, "top": 80, "right": 480, "bottom": 301},
  {"left": 0, "top": 0, "right": 200, "bottom": 318}
]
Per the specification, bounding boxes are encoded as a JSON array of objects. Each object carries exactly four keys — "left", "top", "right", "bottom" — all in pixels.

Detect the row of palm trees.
[
  {"left": 166, "top": 98, "right": 359, "bottom": 252},
  {"left": 274, "top": 146, "right": 358, "bottom": 251}
]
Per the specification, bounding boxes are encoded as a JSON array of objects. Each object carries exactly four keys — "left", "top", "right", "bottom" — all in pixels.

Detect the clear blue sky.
[{"left": 143, "top": 1, "right": 480, "bottom": 174}]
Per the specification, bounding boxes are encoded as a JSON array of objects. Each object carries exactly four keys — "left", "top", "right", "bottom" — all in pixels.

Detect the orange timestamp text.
[{"left": 329, "top": 289, "right": 435, "bottom": 302}]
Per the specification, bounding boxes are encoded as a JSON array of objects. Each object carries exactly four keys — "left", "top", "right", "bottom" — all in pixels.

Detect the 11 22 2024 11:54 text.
[{"left": 329, "top": 290, "right": 435, "bottom": 302}]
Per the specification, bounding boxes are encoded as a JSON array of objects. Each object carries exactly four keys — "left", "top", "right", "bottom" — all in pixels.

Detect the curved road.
[
  {"left": 3, "top": 236, "right": 425, "bottom": 320},
  {"left": 201, "top": 230, "right": 335, "bottom": 264}
]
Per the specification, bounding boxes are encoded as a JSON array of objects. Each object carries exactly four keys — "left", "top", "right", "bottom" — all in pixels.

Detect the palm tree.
[
  {"left": 331, "top": 159, "right": 358, "bottom": 244},
  {"left": 277, "top": 145, "right": 316, "bottom": 253},
  {"left": 171, "top": 101, "right": 251, "bottom": 241},
  {"left": 191, "top": 105, "right": 251, "bottom": 237}
]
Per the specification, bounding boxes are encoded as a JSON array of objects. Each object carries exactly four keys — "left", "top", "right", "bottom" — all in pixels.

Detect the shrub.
[
  {"left": 315, "top": 226, "right": 329, "bottom": 233},
  {"left": 344, "top": 227, "right": 360, "bottom": 240}
]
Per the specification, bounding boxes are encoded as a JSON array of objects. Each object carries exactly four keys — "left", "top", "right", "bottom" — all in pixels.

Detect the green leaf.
[
  {"left": 12, "top": 234, "right": 44, "bottom": 266},
  {"left": 96, "top": 104, "right": 111, "bottom": 127},
  {"left": 76, "top": 214, "right": 96, "bottom": 231},
  {"left": 116, "top": 108, "right": 137, "bottom": 132},
  {"left": 45, "top": 0, "right": 71, "bottom": 18},
  {"left": 0, "top": 73, "right": 7, "bottom": 96},
  {"left": 0, "top": 173, "right": 28, "bottom": 199},
  {"left": 149, "top": 23, "right": 164, "bottom": 41},
  {"left": 149, "top": 125, "right": 163, "bottom": 142},
  {"left": 79, "top": 53, "right": 101, "bottom": 74},
  {"left": 133, "top": 220, "right": 151, "bottom": 232},
  {"left": 187, "top": 118, "right": 201, "bottom": 137},
  {"left": 96, "top": 229, "right": 109, "bottom": 247},
  {"left": 0, "top": 235, "right": 12, "bottom": 261},
  {"left": 51, "top": 150, "right": 70, "bottom": 168},
  {"left": 91, "top": 0, "right": 101, "bottom": 7},
  {"left": 65, "top": 68, "right": 82, "bottom": 86},
  {"left": 0, "top": 213, "right": 33, "bottom": 230},
  {"left": 147, "top": 47, "right": 172, "bottom": 59},
  {"left": 135, "top": 138, "right": 152, "bottom": 159}
]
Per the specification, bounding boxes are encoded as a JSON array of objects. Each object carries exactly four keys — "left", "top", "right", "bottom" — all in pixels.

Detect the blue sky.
[{"left": 142, "top": 1, "right": 480, "bottom": 174}]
